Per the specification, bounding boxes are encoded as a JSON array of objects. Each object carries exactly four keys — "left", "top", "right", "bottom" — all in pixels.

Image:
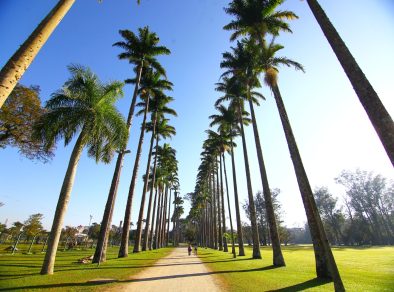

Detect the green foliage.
[
  {"left": 23, "top": 213, "right": 44, "bottom": 239},
  {"left": 243, "top": 189, "right": 283, "bottom": 245},
  {"left": 223, "top": 0, "right": 298, "bottom": 41},
  {"left": 88, "top": 223, "right": 101, "bottom": 240},
  {"left": 199, "top": 246, "right": 394, "bottom": 291},
  {"left": 335, "top": 169, "right": 394, "bottom": 245},
  {"left": 113, "top": 26, "right": 170, "bottom": 77},
  {"left": 33, "top": 64, "right": 128, "bottom": 164},
  {"left": 0, "top": 84, "right": 53, "bottom": 161}
]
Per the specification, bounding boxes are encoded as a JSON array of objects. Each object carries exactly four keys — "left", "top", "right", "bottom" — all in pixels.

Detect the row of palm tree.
[
  {"left": 188, "top": 1, "right": 370, "bottom": 291},
  {"left": 32, "top": 25, "right": 180, "bottom": 275}
]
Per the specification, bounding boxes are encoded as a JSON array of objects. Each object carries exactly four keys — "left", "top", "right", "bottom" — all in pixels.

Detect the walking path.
[{"left": 110, "top": 247, "right": 223, "bottom": 292}]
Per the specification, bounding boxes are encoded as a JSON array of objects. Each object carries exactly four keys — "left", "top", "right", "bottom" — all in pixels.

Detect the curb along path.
[{"left": 111, "top": 247, "right": 223, "bottom": 292}]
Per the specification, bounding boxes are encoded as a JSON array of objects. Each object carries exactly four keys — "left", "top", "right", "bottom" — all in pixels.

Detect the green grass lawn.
[
  {"left": 198, "top": 245, "right": 394, "bottom": 292},
  {"left": 0, "top": 243, "right": 172, "bottom": 291}
]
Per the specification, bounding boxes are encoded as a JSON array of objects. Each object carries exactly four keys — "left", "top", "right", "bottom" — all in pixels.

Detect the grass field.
[
  {"left": 0, "top": 243, "right": 172, "bottom": 291},
  {"left": 198, "top": 245, "right": 394, "bottom": 291}
]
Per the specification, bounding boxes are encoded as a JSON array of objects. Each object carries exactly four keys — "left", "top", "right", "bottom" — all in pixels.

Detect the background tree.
[
  {"left": 0, "top": 84, "right": 53, "bottom": 161},
  {"left": 314, "top": 187, "right": 345, "bottom": 245},
  {"left": 243, "top": 189, "right": 283, "bottom": 246},
  {"left": 23, "top": 213, "right": 44, "bottom": 242},
  {"left": 335, "top": 169, "right": 394, "bottom": 245},
  {"left": 88, "top": 223, "right": 101, "bottom": 242}
]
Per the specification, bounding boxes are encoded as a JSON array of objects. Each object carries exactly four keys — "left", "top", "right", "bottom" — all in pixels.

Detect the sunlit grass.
[
  {"left": 0, "top": 243, "right": 172, "bottom": 291},
  {"left": 198, "top": 245, "right": 394, "bottom": 291}
]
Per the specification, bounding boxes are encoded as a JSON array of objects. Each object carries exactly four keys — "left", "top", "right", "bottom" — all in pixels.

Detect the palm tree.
[
  {"left": 135, "top": 96, "right": 177, "bottom": 252},
  {"left": 223, "top": 0, "right": 297, "bottom": 43},
  {"left": 305, "top": 0, "right": 394, "bottom": 166},
  {"left": 34, "top": 65, "right": 127, "bottom": 274},
  {"left": 220, "top": 38, "right": 285, "bottom": 266},
  {"left": 153, "top": 143, "right": 177, "bottom": 248},
  {"left": 0, "top": 0, "right": 142, "bottom": 108},
  {"left": 224, "top": 2, "right": 344, "bottom": 288},
  {"left": 209, "top": 104, "right": 249, "bottom": 256},
  {"left": 94, "top": 27, "right": 170, "bottom": 263},
  {"left": 258, "top": 38, "right": 344, "bottom": 289},
  {"left": 144, "top": 118, "right": 176, "bottom": 250},
  {"left": 215, "top": 78, "right": 261, "bottom": 259},
  {"left": 118, "top": 69, "right": 173, "bottom": 258}
]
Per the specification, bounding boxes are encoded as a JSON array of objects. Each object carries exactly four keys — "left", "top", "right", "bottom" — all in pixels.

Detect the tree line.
[
  {"left": 187, "top": 1, "right": 393, "bottom": 292},
  {"left": 0, "top": 4, "right": 185, "bottom": 276}
]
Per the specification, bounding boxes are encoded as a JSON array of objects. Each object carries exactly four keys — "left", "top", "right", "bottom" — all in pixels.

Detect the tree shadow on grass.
[
  {"left": 267, "top": 278, "right": 331, "bottom": 291},
  {"left": 0, "top": 265, "right": 281, "bottom": 291}
]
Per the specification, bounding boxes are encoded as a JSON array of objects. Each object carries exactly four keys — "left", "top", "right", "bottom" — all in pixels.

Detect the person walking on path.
[
  {"left": 194, "top": 244, "right": 198, "bottom": 255},
  {"left": 188, "top": 244, "right": 192, "bottom": 256},
  {"left": 109, "top": 247, "right": 222, "bottom": 291}
]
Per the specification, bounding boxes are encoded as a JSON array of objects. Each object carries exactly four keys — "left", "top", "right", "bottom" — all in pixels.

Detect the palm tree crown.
[{"left": 34, "top": 64, "right": 127, "bottom": 161}]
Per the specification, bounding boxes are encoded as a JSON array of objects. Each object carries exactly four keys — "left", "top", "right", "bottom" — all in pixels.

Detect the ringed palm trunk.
[
  {"left": 134, "top": 114, "right": 157, "bottom": 253},
  {"left": 219, "top": 155, "right": 228, "bottom": 252},
  {"left": 157, "top": 186, "right": 165, "bottom": 248},
  {"left": 172, "top": 192, "right": 177, "bottom": 246},
  {"left": 41, "top": 131, "right": 85, "bottom": 275},
  {"left": 146, "top": 136, "right": 159, "bottom": 250},
  {"left": 230, "top": 134, "right": 245, "bottom": 256},
  {"left": 166, "top": 189, "right": 172, "bottom": 246},
  {"left": 154, "top": 188, "right": 163, "bottom": 249},
  {"left": 0, "top": 0, "right": 75, "bottom": 108},
  {"left": 248, "top": 98, "right": 285, "bottom": 266},
  {"left": 271, "top": 83, "right": 344, "bottom": 290},
  {"left": 93, "top": 63, "right": 143, "bottom": 263},
  {"left": 216, "top": 161, "right": 223, "bottom": 251},
  {"left": 237, "top": 104, "right": 261, "bottom": 259},
  {"left": 222, "top": 153, "right": 236, "bottom": 258},
  {"left": 160, "top": 186, "right": 168, "bottom": 247},
  {"left": 118, "top": 98, "right": 149, "bottom": 258},
  {"left": 149, "top": 188, "right": 158, "bottom": 250},
  {"left": 306, "top": 0, "right": 394, "bottom": 167},
  {"left": 212, "top": 173, "right": 218, "bottom": 249}
]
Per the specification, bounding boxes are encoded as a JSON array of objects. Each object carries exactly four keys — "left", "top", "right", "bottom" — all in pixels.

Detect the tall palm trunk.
[
  {"left": 222, "top": 153, "right": 236, "bottom": 258},
  {"left": 219, "top": 155, "right": 228, "bottom": 252},
  {"left": 216, "top": 161, "right": 223, "bottom": 251},
  {"left": 0, "top": 0, "right": 75, "bottom": 108},
  {"left": 248, "top": 98, "right": 285, "bottom": 266},
  {"left": 160, "top": 186, "right": 168, "bottom": 247},
  {"left": 145, "top": 136, "right": 159, "bottom": 250},
  {"left": 93, "top": 63, "right": 143, "bottom": 263},
  {"left": 237, "top": 104, "right": 261, "bottom": 259},
  {"left": 272, "top": 84, "right": 344, "bottom": 291},
  {"left": 154, "top": 188, "right": 163, "bottom": 249},
  {"left": 118, "top": 98, "right": 149, "bottom": 258},
  {"left": 157, "top": 186, "right": 165, "bottom": 248},
  {"left": 172, "top": 191, "right": 178, "bottom": 246},
  {"left": 212, "top": 172, "right": 218, "bottom": 249},
  {"left": 149, "top": 188, "right": 158, "bottom": 249},
  {"left": 166, "top": 189, "right": 172, "bottom": 246},
  {"left": 41, "top": 130, "right": 85, "bottom": 275},
  {"left": 134, "top": 113, "right": 157, "bottom": 253},
  {"left": 230, "top": 134, "right": 245, "bottom": 256},
  {"left": 306, "top": 0, "right": 394, "bottom": 167}
]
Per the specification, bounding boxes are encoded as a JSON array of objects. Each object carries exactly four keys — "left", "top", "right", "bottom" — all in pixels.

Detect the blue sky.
[{"left": 0, "top": 0, "right": 393, "bottom": 230}]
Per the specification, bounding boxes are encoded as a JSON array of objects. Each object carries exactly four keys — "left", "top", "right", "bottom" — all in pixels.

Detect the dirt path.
[{"left": 110, "top": 247, "right": 223, "bottom": 292}]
